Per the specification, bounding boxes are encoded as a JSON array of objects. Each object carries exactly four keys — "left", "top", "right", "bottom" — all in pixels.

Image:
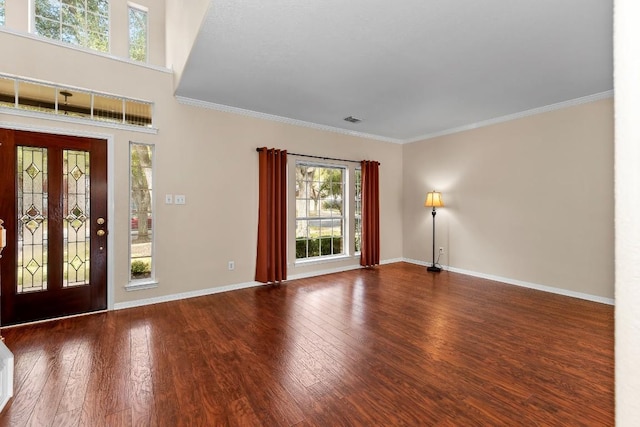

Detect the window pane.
[
  {"left": 63, "top": 149, "right": 90, "bottom": 287},
  {"left": 35, "top": 16, "right": 61, "bottom": 39},
  {"left": 0, "top": 76, "right": 14, "bottom": 108},
  {"left": 17, "top": 146, "right": 49, "bottom": 293},
  {"left": 61, "top": 4, "right": 83, "bottom": 27},
  {"left": 0, "top": 0, "right": 6, "bottom": 26},
  {"left": 129, "top": 6, "right": 147, "bottom": 62},
  {"left": 93, "top": 94, "right": 123, "bottom": 123},
  {"left": 18, "top": 81, "right": 57, "bottom": 114},
  {"left": 295, "top": 163, "right": 345, "bottom": 259},
  {"left": 35, "top": 0, "right": 109, "bottom": 52},
  {"left": 57, "top": 88, "right": 91, "bottom": 118},
  {"left": 130, "top": 143, "right": 154, "bottom": 281},
  {"left": 36, "top": 0, "right": 61, "bottom": 21},
  {"left": 125, "top": 99, "right": 152, "bottom": 127}
]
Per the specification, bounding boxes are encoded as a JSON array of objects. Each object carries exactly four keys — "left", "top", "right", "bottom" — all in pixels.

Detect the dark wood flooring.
[{"left": 0, "top": 263, "right": 614, "bottom": 426}]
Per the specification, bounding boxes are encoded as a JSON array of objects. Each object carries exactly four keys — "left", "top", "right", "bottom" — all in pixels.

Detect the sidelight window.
[{"left": 129, "top": 142, "right": 154, "bottom": 284}]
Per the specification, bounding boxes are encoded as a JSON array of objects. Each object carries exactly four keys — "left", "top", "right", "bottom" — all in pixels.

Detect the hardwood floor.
[{"left": 0, "top": 263, "right": 613, "bottom": 426}]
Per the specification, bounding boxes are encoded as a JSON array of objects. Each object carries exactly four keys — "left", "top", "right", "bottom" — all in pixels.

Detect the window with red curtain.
[
  {"left": 360, "top": 160, "right": 380, "bottom": 267},
  {"left": 255, "top": 148, "right": 287, "bottom": 283}
]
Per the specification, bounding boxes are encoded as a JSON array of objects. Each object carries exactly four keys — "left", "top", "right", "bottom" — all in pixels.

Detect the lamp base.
[{"left": 427, "top": 265, "right": 442, "bottom": 273}]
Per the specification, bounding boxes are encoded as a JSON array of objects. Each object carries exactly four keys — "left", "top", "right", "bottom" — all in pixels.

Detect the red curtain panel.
[
  {"left": 360, "top": 160, "right": 380, "bottom": 267},
  {"left": 255, "top": 148, "right": 288, "bottom": 283}
]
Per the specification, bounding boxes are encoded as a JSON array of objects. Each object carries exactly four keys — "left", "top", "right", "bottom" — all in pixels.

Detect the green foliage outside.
[
  {"left": 34, "top": 0, "right": 110, "bottom": 52},
  {"left": 0, "top": 0, "right": 6, "bottom": 26},
  {"left": 129, "top": 6, "right": 147, "bottom": 61},
  {"left": 131, "top": 259, "right": 150, "bottom": 277},
  {"left": 296, "top": 237, "right": 342, "bottom": 259}
]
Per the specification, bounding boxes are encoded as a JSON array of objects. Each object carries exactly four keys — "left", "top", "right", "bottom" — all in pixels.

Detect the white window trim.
[
  {"left": 0, "top": 72, "right": 157, "bottom": 133},
  {"left": 30, "top": 0, "right": 112, "bottom": 53},
  {"left": 127, "top": 141, "right": 157, "bottom": 289},
  {"left": 291, "top": 158, "right": 363, "bottom": 266},
  {"left": 127, "top": 2, "right": 148, "bottom": 63}
]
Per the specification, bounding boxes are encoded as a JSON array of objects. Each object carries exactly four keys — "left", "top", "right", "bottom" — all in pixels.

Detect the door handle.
[{"left": 97, "top": 229, "right": 106, "bottom": 237}]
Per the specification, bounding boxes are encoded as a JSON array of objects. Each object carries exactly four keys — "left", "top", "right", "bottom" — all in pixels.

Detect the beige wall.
[
  {"left": 403, "top": 98, "right": 614, "bottom": 299},
  {"left": 0, "top": 30, "right": 403, "bottom": 305}
]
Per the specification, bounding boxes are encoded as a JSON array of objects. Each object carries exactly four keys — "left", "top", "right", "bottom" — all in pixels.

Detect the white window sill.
[
  {"left": 294, "top": 254, "right": 356, "bottom": 267},
  {"left": 125, "top": 279, "right": 158, "bottom": 291}
]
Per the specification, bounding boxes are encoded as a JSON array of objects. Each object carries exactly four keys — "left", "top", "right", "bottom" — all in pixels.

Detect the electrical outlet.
[
  {"left": 439, "top": 247, "right": 445, "bottom": 254},
  {"left": 228, "top": 261, "right": 235, "bottom": 271}
]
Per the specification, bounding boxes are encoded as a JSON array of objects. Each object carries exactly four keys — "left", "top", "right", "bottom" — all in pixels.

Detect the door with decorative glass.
[{"left": 0, "top": 129, "right": 107, "bottom": 326}]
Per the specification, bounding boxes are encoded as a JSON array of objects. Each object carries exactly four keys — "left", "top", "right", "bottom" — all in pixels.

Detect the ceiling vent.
[{"left": 343, "top": 116, "right": 362, "bottom": 123}]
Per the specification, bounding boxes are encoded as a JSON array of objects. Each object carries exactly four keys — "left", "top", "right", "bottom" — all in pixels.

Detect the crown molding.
[
  {"left": 175, "top": 96, "right": 404, "bottom": 144},
  {"left": 403, "top": 90, "right": 614, "bottom": 144}
]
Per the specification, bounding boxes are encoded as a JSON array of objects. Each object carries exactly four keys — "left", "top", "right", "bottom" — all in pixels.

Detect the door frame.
[{"left": 0, "top": 120, "right": 115, "bottom": 312}]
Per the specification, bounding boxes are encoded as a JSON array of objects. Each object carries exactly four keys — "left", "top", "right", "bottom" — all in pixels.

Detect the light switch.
[
  {"left": 165, "top": 194, "right": 173, "bottom": 204},
  {"left": 175, "top": 195, "right": 186, "bottom": 205}
]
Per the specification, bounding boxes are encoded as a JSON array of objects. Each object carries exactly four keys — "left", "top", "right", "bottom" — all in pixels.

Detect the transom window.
[
  {"left": 0, "top": 74, "right": 154, "bottom": 129},
  {"left": 295, "top": 164, "right": 345, "bottom": 260},
  {"left": 34, "top": 0, "right": 110, "bottom": 52}
]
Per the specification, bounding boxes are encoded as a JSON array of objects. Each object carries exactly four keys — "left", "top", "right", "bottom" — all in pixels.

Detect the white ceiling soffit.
[{"left": 175, "top": 0, "right": 613, "bottom": 143}]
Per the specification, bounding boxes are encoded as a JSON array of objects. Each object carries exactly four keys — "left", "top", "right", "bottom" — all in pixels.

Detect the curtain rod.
[{"left": 255, "top": 148, "right": 380, "bottom": 165}]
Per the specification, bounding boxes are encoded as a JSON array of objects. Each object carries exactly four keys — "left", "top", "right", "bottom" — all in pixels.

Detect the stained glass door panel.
[{"left": 0, "top": 129, "right": 108, "bottom": 326}]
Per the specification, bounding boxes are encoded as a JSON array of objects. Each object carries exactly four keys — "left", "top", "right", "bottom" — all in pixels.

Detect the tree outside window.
[
  {"left": 295, "top": 164, "right": 345, "bottom": 259},
  {"left": 130, "top": 142, "right": 153, "bottom": 281},
  {"left": 0, "top": 0, "right": 6, "bottom": 26},
  {"left": 34, "top": 0, "right": 110, "bottom": 52},
  {"left": 128, "top": 5, "right": 147, "bottom": 62}
]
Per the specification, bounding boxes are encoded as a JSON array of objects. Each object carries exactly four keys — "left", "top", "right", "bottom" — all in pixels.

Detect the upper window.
[
  {"left": 34, "top": 0, "right": 110, "bottom": 52},
  {"left": 295, "top": 164, "right": 345, "bottom": 260},
  {"left": 128, "top": 4, "right": 147, "bottom": 62},
  {"left": 0, "top": 0, "right": 5, "bottom": 26}
]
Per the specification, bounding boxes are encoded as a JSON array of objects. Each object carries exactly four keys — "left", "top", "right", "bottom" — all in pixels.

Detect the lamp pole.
[{"left": 427, "top": 207, "right": 441, "bottom": 272}]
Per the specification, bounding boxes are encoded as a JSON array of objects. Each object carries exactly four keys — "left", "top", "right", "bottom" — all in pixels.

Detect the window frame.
[
  {"left": 291, "top": 159, "right": 362, "bottom": 265},
  {"left": 128, "top": 141, "right": 157, "bottom": 289},
  {"left": 0, "top": 0, "right": 6, "bottom": 26},
  {"left": 31, "top": 0, "right": 111, "bottom": 53},
  {"left": 128, "top": 2, "right": 148, "bottom": 63},
  {"left": 354, "top": 166, "right": 362, "bottom": 255},
  {"left": 294, "top": 162, "right": 347, "bottom": 261}
]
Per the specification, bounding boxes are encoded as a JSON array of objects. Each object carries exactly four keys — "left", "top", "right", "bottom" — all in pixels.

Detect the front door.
[{"left": 0, "top": 129, "right": 108, "bottom": 326}]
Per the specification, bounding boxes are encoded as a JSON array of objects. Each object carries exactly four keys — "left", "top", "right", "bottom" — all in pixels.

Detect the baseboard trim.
[
  {"left": 402, "top": 258, "right": 615, "bottom": 305},
  {"left": 113, "top": 281, "right": 263, "bottom": 310},
  {"left": 114, "top": 258, "right": 402, "bottom": 310}
]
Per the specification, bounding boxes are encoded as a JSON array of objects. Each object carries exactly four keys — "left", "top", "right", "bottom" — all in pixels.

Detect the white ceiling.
[{"left": 175, "top": 0, "right": 613, "bottom": 143}]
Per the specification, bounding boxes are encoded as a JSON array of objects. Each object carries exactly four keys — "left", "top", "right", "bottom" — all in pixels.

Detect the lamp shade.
[{"left": 425, "top": 191, "right": 444, "bottom": 208}]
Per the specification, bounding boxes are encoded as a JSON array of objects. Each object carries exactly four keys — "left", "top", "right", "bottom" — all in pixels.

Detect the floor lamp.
[{"left": 425, "top": 191, "right": 444, "bottom": 272}]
